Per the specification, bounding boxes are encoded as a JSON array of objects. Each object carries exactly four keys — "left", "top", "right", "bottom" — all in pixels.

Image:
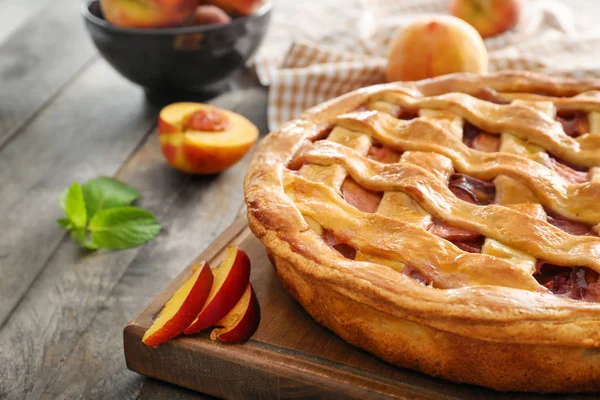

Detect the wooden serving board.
[{"left": 124, "top": 216, "right": 594, "bottom": 400}]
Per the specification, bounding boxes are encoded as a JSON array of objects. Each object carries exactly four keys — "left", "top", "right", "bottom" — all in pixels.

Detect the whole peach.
[
  {"left": 100, "top": 0, "right": 198, "bottom": 29},
  {"left": 386, "top": 16, "right": 488, "bottom": 82},
  {"left": 450, "top": 0, "right": 522, "bottom": 38}
]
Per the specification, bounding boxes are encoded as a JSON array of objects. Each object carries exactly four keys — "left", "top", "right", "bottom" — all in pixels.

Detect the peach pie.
[{"left": 244, "top": 72, "right": 600, "bottom": 392}]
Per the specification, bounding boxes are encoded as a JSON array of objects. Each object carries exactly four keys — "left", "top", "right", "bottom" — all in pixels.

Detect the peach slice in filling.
[
  {"left": 402, "top": 261, "right": 436, "bottom": 286},
  {"left": 322, "top": 229, "right": 356, "bottom": 260},
  {"left": 430, "top": 173, "right": 493, "bottom": 252},
  {"left": 462, "top": 122, "right": 500, "bottom": 153},
  {"left": 535, "top": 263, "right": 600, "bottom": 302},
  {"left": 546, "top": 212, "right": 596, "bottom": 236},
  {"left": 429, "top": 220, "right": 482, "bottom": 243},
  {"left": 367, "top": 144, "right": 402, "bottom": 164},
  {"left": 546, "top": 156, "right": 589, "bottom": 184},
  {"left": 448, "top": 174, "right": 496, "bottom": 205},
  {"left": 555, "top": 110, "right": 589, "bottom": 137},
  {"left": 472, "top": 87, "right": 510, "bottom": 105},
  {"left": 340, "top": 178, "right": 382, "bottom": 213},
  {"left": 394, "top": 105, "right": 420, "bottom": 120}
]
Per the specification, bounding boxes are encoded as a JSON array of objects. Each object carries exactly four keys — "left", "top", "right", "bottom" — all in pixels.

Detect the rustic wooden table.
[
  {"left": 0, "top": 1, "right": 266, "bottom": 399},
  {"left": 2, "top": 1, "right": 599, "bottom": 399}
]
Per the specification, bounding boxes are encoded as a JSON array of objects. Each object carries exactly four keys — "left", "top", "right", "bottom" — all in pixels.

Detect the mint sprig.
[
  {"left": 82, "top": 176, "right": 141, "bottom": 220},
  {"left": 57, "top": 177, "right": 160, "bottom": 250}
]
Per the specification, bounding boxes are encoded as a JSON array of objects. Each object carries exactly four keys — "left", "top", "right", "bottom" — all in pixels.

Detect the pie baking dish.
[{"left": 243, "top": 71, "right": 600, "bottom": 392}]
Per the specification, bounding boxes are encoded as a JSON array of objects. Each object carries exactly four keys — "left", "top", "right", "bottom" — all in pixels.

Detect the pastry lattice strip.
[
  {"left": 369, "top": 91, "right": 600, "bottom": 167},
  {"left": 336, "top": 110, "right": 600, "bottom": 225}
]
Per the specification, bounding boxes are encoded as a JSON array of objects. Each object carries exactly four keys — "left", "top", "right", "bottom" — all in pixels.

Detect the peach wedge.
[
  {"left": 142, "top": 261, "right": 214, "bottom": 347},
  {"left": 184, "top": 246, "right": 251, "bottom": 335},
  {"left": 210, "top": 283, "right": 260, "bottom": 343}
]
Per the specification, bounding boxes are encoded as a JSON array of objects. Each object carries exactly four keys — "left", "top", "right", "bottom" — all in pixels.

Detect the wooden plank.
[
  {"left": 0, "top": 0, "right": 96, "bottom": 148},
  {"left": 122, "top": 222, "right": 594, "bottom": 400},
  {"left": 0, "top": 84, "right": 268, "bottom": 399},
  {"left": 0, "top": 59, "right": 157, "bottom": 327},
  {"left": 138, "top": 379, "right": 216, "bottom": 400},
  {"left": 0, "top": 0, "right": 50, "bottom": 43}
]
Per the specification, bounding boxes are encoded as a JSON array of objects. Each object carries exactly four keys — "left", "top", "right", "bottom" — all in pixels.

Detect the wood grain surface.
[{"left": 0, "top": 1, "right": 598, "bottom": 399}]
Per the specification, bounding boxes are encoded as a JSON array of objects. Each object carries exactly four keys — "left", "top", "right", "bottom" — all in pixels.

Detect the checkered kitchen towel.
[{"left": 254, "top": 0, "right": 600, "bottom": 130}]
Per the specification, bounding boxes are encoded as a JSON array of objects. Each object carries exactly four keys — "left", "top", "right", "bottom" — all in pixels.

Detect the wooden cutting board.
[{"left": 124, "top": 216, "right": 592, "bottom": 400}]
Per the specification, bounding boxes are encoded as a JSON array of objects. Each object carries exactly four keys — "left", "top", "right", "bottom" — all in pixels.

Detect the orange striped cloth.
[{"left": 254, "top": 0, "right": 600, "bottom": 130}]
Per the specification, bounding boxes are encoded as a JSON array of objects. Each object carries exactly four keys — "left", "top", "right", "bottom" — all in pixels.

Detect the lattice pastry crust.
[{"left": 244, "top": 71, "right": 600, "bottom": 392}]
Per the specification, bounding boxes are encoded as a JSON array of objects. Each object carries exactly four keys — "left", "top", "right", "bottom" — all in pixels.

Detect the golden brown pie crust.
[{"left": 244, "top": 71, "right": 600, "bottom": 392}]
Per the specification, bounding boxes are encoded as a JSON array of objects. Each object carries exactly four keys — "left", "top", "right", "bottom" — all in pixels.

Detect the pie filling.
[
  {"left": 340, "top": 177, "right": 382, "bottom": 213},
  {"left": 429, "top": 221, "right": 481, "bottom": 243},
  {"left": 546, "top": 212, "right": 596, "bottom": 236},
  {"left": 547, "top": 156, "right": 589, "bottom": 184},
  {"left": 322, "top": 229, "right": 356, "bottom": 260},
  {"left": 472, "top": 87, "right": 510, "bottom": 104},
  {"left": 367, "top": 144, "right": 402, "bottom": 164},
  {"left": 394, "top": 106, "right": 420, "bottom": 120},
  {"left": 402, "top": 261, "right": 435, "bottom": 285},
  {"left": 555, "top": 110, "right": 589, "bottom": 137},
  {"left": 535, "top": 263, "right": 600, "bottom": 302},
  {"left": 448, "top": 174, "right": 496, "bottom": 205},
  {"left": 462, "top": 122, "right": 501, "bottom": 153}
]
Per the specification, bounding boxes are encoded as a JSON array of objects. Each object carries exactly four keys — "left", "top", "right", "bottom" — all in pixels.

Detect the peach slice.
[
  {"left": 210, "top": 283, "right": 260, "bottom": 342},
  {"left": 100, "top": 0, "right": 198, "bottom": 29},
  {"left": 142, "top": 261, "right": 214, "bottom": 347},
  {"left": 184, "top": 246, "right": 251, "bottom": 334},
  {"left": 159, "top": 102, "right": 259, "bottom": 175},
  {"left": 205, "top": 0, "right": 264, "bottom": 16}
]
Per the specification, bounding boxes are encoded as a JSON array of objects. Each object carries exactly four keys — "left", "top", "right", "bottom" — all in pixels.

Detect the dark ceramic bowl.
[{"left": 82, "top": 0, "right": 272, "bottom": 93}]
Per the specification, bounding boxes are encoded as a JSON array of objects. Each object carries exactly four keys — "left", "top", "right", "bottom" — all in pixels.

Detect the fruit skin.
[
  {"left": 194, "top": 5, "right": 232, "bottom": 25},
  {"left": 205, "top": 0, "right": 263, "bottom": 16},
  {"left": 184, "top": 246, "right": 251, "bottom": 334},
  {"left": 386, "top": 15, "right": 488, "bottom": 82},
  {"left": 100, "top": 0, "right": 198, "bottom": 29},
  {"left": 210, "top": 283, "right": 260, "bottom": 343},
  {"left": 158, "top": 102, "right": 259, "bottom": 175},
  {"left": 142, "top": 262, "right": 214, "bottom": 347},
  {"left": 450, "top": 0, "right": 522, "bottom": 38}
]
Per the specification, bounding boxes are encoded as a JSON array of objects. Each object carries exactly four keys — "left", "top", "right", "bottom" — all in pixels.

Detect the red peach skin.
[
  {"left": 142, "top": 262, "right": 214, "bottom": 347},
  {"left": 210, "top": 283, "right": 260, "bottom": 342},
  {"left": 184, "top": 246, "right": 251, "bottom": 334}
]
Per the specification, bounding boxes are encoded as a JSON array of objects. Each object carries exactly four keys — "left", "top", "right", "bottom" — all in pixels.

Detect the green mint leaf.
[
  {"left": 88, "top": 207, "right": 161, "bottom": 249},
  {"left": 59, "top": 182, "right": 87, "bottom": 230},
  {"left": 82, "top": 177, "right": 141, "bottom": 220},
  {"left": 57, "top": 218, "right": 72, "bottom": 230}
]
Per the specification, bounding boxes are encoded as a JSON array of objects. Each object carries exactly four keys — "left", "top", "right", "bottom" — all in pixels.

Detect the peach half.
[
  {"left": 142, "top": 261, "right": 214, "bottom": 347},
  {"left": 210, "top": 283, "right": 260, "bottom": 343},
  {"left": 184, "top": 246, "right": 251, "bottom": 334},
  {"left": 159, "top": 102, "right": 259, "bottom": 174}
]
